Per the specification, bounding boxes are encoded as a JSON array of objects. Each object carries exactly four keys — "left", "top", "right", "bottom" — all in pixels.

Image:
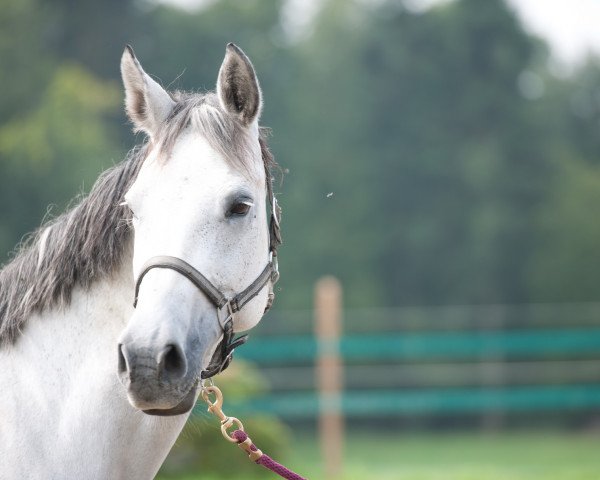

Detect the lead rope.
[{"left": 201, "top": 382, "right": 307, "bottom": 480}]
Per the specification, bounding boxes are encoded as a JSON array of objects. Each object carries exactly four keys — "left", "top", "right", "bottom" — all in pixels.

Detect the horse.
[{"left": 0, "top": 43, "right": 281, "bottom": 479}]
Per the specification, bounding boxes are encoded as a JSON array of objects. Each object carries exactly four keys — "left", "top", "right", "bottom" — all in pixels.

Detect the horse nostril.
[
  {"left": 117, "top": 343, "right": 129, "bottom": 375},
  {"left": 158, "top": 344, "right": 187, "bottom": 380}
]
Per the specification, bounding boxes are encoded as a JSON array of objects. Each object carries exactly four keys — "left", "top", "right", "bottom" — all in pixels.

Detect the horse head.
[{"left": 116, "top": 44, "right": 278, "bottom": 416}]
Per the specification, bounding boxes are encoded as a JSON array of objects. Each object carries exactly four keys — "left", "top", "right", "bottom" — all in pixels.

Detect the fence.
[{"left": 230, "top": 282, "right": 600, "bottom": 424}]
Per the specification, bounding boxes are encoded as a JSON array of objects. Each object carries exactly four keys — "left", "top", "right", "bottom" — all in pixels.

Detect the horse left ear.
[
  {"left": 120, "top": 45, "right": 175, "bottom": 137},
  {"left": 217, "top": 43, "right": 262, "bottom": 126}
]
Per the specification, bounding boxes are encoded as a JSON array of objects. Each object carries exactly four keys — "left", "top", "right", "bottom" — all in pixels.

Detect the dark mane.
[
  {"left": 0, "top": 91, "right": 275, "bottom": 345},
  {"left": 0, "top": 147, "right": 143, "bottom": 345}
]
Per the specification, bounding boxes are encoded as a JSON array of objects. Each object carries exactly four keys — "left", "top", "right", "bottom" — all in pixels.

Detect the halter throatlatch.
[{"left": 132, "top": 154, "right": 282, "bottom": 380}]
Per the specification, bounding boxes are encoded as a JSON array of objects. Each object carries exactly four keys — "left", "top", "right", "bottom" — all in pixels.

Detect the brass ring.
[{"left": 220, "top": 416, "right": 245, "bottom": 443}]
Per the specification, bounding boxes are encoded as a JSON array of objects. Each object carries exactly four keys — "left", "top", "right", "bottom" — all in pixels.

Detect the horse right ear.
[{"left": 120, "top": 45, "right": 174, "bottom": 137}]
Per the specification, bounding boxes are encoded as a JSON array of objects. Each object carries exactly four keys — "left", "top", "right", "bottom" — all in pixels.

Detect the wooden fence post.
[{"left": 315, "top": 276, "right": 343, "bottom": 478}]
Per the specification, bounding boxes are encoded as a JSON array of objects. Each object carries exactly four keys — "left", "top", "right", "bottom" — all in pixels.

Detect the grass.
[
  {"left": 159, "top": 431, "right": 600, "bottom": 479},
  {"left": 290, "top": 431, "right": 600, "bottom": 480}
]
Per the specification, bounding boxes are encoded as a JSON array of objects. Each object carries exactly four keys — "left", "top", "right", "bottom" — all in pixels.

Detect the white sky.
[
  {"left": 403, "top": 0, "right": 600, "bottom": 71},
  {"left": 164, "top": 0, "right": 600, "bottom": 71},
  {"left": 506, "top": 0, "right": 600, "bottom": 70}
]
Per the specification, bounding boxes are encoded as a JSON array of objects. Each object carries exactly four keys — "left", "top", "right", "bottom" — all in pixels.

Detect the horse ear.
[
  {"left": 217, "top": 43, "right": 262, "bottom": 126},
  {"left": 120, "top": 45, "right": 175, "bottom": 137}
]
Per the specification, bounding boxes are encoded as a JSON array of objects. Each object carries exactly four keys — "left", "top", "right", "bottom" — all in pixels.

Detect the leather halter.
[{"left": 132, "top": 154, "right": 281, "bottom": 379}]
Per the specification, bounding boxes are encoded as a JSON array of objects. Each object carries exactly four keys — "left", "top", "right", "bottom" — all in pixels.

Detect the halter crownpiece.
[{"left": 132, "top": 154, "right": 281, "bottom": 380}]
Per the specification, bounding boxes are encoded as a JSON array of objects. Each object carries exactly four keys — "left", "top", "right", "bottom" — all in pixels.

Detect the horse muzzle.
[{"left": 117, "top": 331, "right": 211, "bottom": 416}]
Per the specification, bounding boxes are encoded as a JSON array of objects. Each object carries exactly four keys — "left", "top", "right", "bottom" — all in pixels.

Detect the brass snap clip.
[{"left": 201, "top": 383, "right": 246, "bottom": 443}]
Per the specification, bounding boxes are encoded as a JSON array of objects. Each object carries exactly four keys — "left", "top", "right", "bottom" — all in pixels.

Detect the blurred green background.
[{"left": 2, "top": 0, "right": 600, "bottom": 478}]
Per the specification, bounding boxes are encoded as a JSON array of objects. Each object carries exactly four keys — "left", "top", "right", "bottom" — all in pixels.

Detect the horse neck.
[{"left": 0, "top": 250, "right": 190, "bottom": 479}]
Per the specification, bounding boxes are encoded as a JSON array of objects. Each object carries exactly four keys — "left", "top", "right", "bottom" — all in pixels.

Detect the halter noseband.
[{"left": 132, "top": 163, "right": 281, "bottom": 380}]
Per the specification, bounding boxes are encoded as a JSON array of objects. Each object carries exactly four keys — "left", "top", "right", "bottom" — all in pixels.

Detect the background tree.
[{"left": 1, "top": 0, "right": 600, "bottom": 310}]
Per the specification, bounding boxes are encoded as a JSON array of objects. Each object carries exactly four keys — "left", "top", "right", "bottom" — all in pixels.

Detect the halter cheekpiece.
[{"left": 132, "top": 156, "right": 281, "bottom": 380}]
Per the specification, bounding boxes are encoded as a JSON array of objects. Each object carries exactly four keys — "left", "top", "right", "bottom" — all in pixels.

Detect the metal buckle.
[
  {"left": 265, "top": 291, "right": 275, "bottom": 312},
  {"left": 272, "top": 195, "right": 281, "bottom": 228},
  {"left": 269, "top": 251, "right": 279, "bottom": 283},
  {"left": 217, "top": 300, "right": 234, "bottom": 330}
]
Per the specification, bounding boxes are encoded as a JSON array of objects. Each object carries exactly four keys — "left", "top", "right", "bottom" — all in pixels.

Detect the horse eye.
[{"left": 229, "top": 201, "right": 252, "bottom": 217}]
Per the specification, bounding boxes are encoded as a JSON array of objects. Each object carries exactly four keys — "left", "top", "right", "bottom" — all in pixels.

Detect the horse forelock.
[
  {"left": 157, "top": 92, "right": 262, "bottom": 179},
  {"left": 0, "top": 91, "right": 276, "bottom": 346}
]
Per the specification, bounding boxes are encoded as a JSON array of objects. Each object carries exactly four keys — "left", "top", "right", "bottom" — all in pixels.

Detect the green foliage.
[
  {"left": 0, "top": 64, "right": 121, "bottom": 257},
  {"left": 528, "top": 159, "right": 600, "bottom": 301},
  {"left": 158, "top": 362, "right": 290, "bottom": 479},
  {"left": 278, "top": 0, "right": 558, "bottom": 306},
  {"left": 0, "top": 0, "right": 55, "bottom": 119},
  {"left": 0, "top": 64, "right": 119, "bottom": 173},
  {"left": 1, "top": 0, "right": 600, "bottom": 308}
]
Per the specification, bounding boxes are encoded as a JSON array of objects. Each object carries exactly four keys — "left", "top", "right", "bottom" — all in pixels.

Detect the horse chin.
[{"left": 142, "top": 380, "right": 199, "bottom": 417}]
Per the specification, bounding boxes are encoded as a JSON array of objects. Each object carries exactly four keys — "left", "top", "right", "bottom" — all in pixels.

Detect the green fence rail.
[
  {"left": 210, "top": 384, "right": 600, "bottom": 418},
  {"left": 237, "top": 328, "right": 600, "bottom": 362},
  {"left": 206, "top": 325, "right": 600, "bottom": 418}
]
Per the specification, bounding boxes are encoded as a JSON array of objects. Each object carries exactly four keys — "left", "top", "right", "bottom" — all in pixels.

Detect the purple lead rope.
[
  {"left": 201, "top": 384, "right": 308, "bottom": 479},
  {"left": 232, "top": 430, "right": 307, "bottom": 480}
]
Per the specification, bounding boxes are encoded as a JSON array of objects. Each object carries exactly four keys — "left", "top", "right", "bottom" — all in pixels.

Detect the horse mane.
[{"left": 0, "top": 91, "right": 275, "bottom": 346}]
